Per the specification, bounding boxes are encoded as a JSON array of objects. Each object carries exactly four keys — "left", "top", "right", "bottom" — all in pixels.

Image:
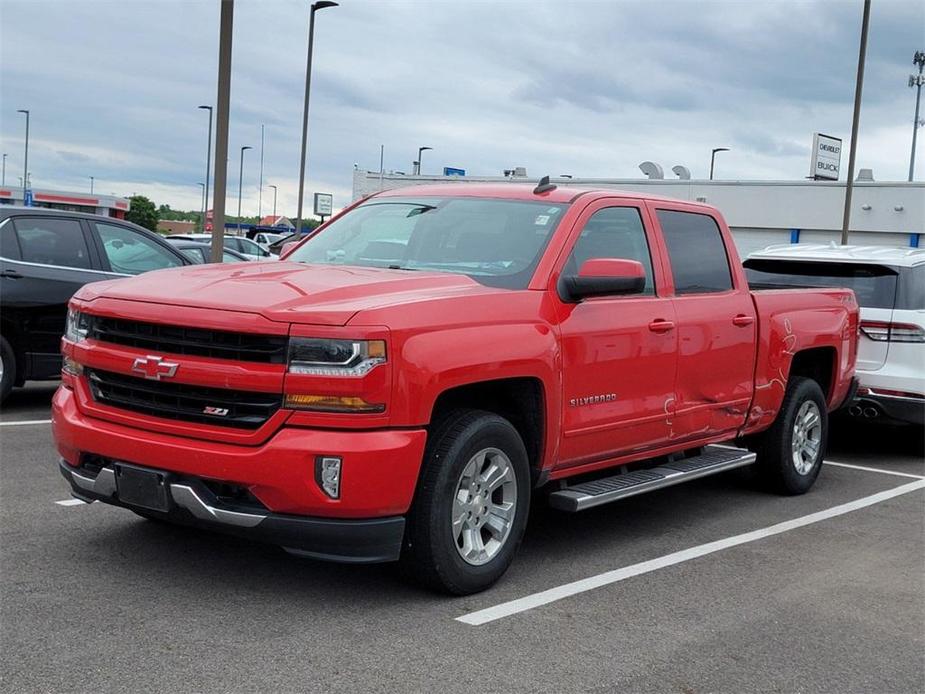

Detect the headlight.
[
  {"left": 288, "top": 338, "right": 387, "bottom": 377},
  {"left": 65, "top": 308, "right": 90, "bottom": 343}
]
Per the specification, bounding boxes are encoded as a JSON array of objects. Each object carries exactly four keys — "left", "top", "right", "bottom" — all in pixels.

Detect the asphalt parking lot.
[{"left": 1, "top": 382, "right": 923, "bottom": 694}]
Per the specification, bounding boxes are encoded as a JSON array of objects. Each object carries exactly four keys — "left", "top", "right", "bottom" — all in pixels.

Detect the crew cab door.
[
  {"left": 649, "top": 205, "right": 757, "bottom": 439},
  {"left": 0, "top": 215, "right": 108, "bottom": 379},
  {"left": 554, "top": 200, "right": 678, "bottom": 467}
]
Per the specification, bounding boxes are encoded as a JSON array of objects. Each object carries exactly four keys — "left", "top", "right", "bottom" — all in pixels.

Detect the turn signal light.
[{"left": 284, "top": 394, "right": 385, "bottom": 413}]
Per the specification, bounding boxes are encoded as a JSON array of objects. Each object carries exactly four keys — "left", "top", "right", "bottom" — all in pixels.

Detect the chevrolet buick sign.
[{"left": 810, "top": 133, "right": 842, "bottom": 181}]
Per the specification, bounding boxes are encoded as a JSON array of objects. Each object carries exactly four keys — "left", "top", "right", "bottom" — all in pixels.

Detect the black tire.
[
  {"left": 753, "top": 376, "right": 828, "bottom": 495},
  {"left": 402, "top": 409, "right": 531, "bottom": 595},
  {"left": 0, "top": 336, "right": 15, "bottom": 405}
]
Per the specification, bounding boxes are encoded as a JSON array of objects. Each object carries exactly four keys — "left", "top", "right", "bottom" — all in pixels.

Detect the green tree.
[{"left": 125, "top": 195, "right": 159, "bottom": 232}]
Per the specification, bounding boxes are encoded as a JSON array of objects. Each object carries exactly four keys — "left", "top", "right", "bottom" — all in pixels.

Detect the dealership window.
[
  {"left": 13, "top": 217, "right": 92, "bottom": 269},
  {"left": 657, "top": 210, "right": 733, "bottom": 294}
]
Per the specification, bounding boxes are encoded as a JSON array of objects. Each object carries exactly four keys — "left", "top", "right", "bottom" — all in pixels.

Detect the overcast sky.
[{"left": 1, "top": 0, "right": 922, "bottom": 216}]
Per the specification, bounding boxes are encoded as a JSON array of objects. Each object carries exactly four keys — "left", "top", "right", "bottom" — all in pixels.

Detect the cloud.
[{"left": 1, "top": 0, "right": 922, "bottom": 214}]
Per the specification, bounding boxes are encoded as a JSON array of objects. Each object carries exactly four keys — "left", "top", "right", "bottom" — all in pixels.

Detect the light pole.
[
  {"left": 89, "top": 176, "right": 94, "bottom": 194},
  {"left": 908, "top": 51, "right": 925, "bottom": 182},
  {"left": 198, "top": 105, "right": 213, "bottom": 223},
  {"left": 258, "top": 123, "right": 265, "bottom": 219},
  {"left": 17, "top": 109, "right": 29, "bottom": 202},
  {"left": 1, "top": 154, "right": 6, "bottom": 185},
  {"left": 269, "top": 184, "right": 278, "bottom": 217},
  {"left": 296, "top": 0, "right": 338, "bottom": 237},
  {"left": 414, "top": 146, "right": 432, "bottom": 175},
  {"left": 237, "top": 145, "right": 252, "bottom": 235},
  {"left": 197, "top": 182, "right": 206, "bottom": 228},
  {"left": 841, "top": 0, "right": 871, "bottom": 245},
  {"left": 709, "top": 148, "right": 729, "bottom": 180}
]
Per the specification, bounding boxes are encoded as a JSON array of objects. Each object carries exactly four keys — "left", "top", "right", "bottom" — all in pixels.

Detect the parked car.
[
  {"left": 54, "top": 183, "right": 858, "bottom": 594},
  {"left": 0, "top": 207, "right": 190, "bottom": 403},
  {"left": 745, "top": 245, "right": 924, "bottom": 426},
  {"left": 253, "top": 231, "right": 286, "bottom": 249},
  {"left": 166, "top": 233, "right": 271, "bottom": 260},
  {"left": 166, "top": 239, "right": 250, "bottom": 264}
]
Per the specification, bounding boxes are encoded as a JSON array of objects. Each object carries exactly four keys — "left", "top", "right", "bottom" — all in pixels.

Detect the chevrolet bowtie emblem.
[{"left": 131, "top": 355, "right": 179, "bottom": 381}]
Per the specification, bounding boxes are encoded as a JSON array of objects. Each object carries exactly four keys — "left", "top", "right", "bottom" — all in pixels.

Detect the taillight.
[{"left": 859, "top": 321, "right": 925, "bottom": 343}]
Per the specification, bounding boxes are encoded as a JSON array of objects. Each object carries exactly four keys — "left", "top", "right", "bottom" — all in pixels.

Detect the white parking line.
[
  {"left": 824, "top": 460, "right": 924, "bottom": 479},
  {"left": 456, "top": 478, "right": 925, "bottom": 626},
  {"left": 55, "top": 498, "right": 90, "bottom": 507},
  {"left": 0, "top": 419, "right": 52, "bottom": 426}
]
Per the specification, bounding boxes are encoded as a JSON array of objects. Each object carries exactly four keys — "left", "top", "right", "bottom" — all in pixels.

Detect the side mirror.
[
  {"left": 559, "top": 258, "right": 646, "bottom": 302},
  {"left": 280, "top": 241, "right": 299, "bottom": 258}
]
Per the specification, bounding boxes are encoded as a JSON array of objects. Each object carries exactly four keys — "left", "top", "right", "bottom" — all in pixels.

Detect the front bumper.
[{"left": 59, "top": 460, "right": 405, "bottom": 563}]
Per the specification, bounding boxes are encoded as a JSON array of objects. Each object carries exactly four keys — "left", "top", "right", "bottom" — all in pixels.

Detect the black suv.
[{"left": 0, "top": 207, "right": 190, "bottom": 403}]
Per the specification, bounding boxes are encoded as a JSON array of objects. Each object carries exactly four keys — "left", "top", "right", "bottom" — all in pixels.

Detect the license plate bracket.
[{"left": 115, "top": 464, "right": 170, "bottom": 512}]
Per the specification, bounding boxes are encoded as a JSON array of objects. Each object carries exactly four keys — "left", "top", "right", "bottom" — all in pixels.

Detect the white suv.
[{"left": 745, "top": 244, "right": 924, "bottom": 427}]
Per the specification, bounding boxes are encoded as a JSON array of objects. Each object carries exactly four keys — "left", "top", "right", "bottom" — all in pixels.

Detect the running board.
[{"left": 548, "top": 445, "right": 756, "bottom": 512}]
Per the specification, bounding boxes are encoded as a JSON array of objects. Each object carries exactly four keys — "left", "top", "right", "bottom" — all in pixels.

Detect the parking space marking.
[
  {"left": 55, "top": 498, "right": 90, "bottom": 506},
  {"left": 0, "top": 419, "right": 52, "bottom": 427},
  {"left": 456, "top": 478, "right": 925, "bottom": 626},
  {"left": 824, "top": 460, "right": 924, "bottom": 479}
]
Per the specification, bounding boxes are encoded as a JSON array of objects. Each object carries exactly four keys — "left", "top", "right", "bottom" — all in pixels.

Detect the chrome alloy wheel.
[
  {"left": 792, "top": 400, "right": 822, "bottom": 475},
  {"left": 452, "top": 447, "right": 518, "bottom": 566}
]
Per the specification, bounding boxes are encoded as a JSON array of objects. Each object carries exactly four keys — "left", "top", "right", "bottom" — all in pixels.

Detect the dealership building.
[
  {"left": 0, "top": 186, "right": 131, "bottom": 218},
  {"left": 352, "top": 170, "right": 924, "bottom": 255}
]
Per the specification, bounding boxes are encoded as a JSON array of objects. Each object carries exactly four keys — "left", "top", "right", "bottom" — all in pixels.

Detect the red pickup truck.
[{"left": 54, "top": 182, "right": 858, "bottom": 594}]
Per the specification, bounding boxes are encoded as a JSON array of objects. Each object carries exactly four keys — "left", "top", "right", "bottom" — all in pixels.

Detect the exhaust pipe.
[
  {"left": 863, "top": 407, "right": 879, "bottom": 419},
  {"left": 849, "top": 405, "right": 863, "bottom": 417}
]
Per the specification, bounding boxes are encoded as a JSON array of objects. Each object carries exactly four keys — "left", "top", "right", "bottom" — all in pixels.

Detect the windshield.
[{"left": 287, "top": 196, "right": 569, "bottom": 289}]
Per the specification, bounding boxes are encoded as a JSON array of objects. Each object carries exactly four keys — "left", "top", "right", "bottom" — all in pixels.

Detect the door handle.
[
  {"left": 732, "top": 314, "right": 755, "bottom": 327},
  {"left": 648, "top": 319, "right": 675, "bottom": 333},
  {"left": 0, "top": 269, "right": 23, "bottom": 279}
]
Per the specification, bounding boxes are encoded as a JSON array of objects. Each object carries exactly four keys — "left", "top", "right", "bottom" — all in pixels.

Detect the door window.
[
  {"left": 179, "top": 247, "right": 207, "bottom": 263},
  {"left": 96, "top": 223, "right": 183, "bottom": 275},
  {"left": 657, "top": 210, "right": 733, "bottom": 294},
  {"left": 565, "top": 206, "right": 655, "bottom": 295},
  {"left": 13, "top": 217, "right": 92, "bottom": 269},
  {"left": 0, "top": 220, "right": 22, "bottom": 260},
  {"left": 223, "top": 250, "right": 247, "bottom": 263}
]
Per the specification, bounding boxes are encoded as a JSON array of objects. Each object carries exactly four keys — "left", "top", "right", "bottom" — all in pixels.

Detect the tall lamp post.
[
  {"left": 840, "top": 0, "right": 871, "bottom": 246},
  {"left": 296, "top": 0, "right": 338, "bottom": 237},
  {"left": 709, "top": 147, "right": 729, "bottom": 180},
  {"left": 197, "top": 182, "right": 206, "bottom": 227},
  {"left": 89, "top": 176, "right": 94, "bottom": 194},
  {"left": 414, "top": 146, "right": 432, "bottom": 175},
  {"left": 2, "top": 153, "right": 6, "bottom": 186},
  {"left": 237, "top": 145, "right": 252, "bottom": 235},
  {"left": 908, "top": 51, "right": 925, "bottom": 182},
  {"left": 269, "top": 184, "right": 278, "bottom": 217},
  {"left": 17, "top": 109, "right": 29, "bottom": 203},
  {"left": 198, "top": 105, "right": 213, "bottom": 224}
]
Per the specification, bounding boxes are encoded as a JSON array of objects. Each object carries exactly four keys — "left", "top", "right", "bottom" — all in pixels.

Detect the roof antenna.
[{"left": 533, "top": 175, "right": 557, "bottom": 195}]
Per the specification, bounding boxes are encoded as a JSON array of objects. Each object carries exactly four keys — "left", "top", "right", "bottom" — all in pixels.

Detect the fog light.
[
  {"left": 62, "top": 357, "right": 83, "bottom": 376},
  {"left": 315, "top": 456, "right": 342, "bottom": 499}
]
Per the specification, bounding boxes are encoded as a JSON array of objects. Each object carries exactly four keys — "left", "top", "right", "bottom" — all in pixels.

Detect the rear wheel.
[
  {"left": 753, "top": 376, "right": 828, "bottom": 495},
  {"left": 402, "top": 409, "right": 531, "bottom": 595},
  {"left": 0, "top": 336, "right": 15, "bottom": 405}
]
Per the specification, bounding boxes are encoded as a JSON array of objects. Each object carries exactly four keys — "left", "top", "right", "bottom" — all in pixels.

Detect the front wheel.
[
  {"left": 402, "top": 409, "right": 531, "bottom": 595},
  {"left": 0, "top": 336, "right": 15, "bottom": 405},
  {"left": 753, "top": 376, "right": 828, "bottom": 495}
]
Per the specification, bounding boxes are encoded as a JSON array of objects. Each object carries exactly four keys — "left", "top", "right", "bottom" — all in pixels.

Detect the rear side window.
[
  {"left": 13, "top": 217, "right": 92, "bottom": 269},
  {"left": 896, "top": 266, "right": 924, "bottom": 310},
  {"left": 657, "top": 210, "right": 733, "bottom": 294},
  {"left": 743, "top": 259, "right": 898, "bottom": 309},
  {"left": 0, "top": 220, "right": 21, "bottom": 260}
]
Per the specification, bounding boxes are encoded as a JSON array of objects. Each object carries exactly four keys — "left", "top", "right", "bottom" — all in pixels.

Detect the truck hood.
[{"left": 76, "top": 261, "right": 497, "bottom": 326}]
